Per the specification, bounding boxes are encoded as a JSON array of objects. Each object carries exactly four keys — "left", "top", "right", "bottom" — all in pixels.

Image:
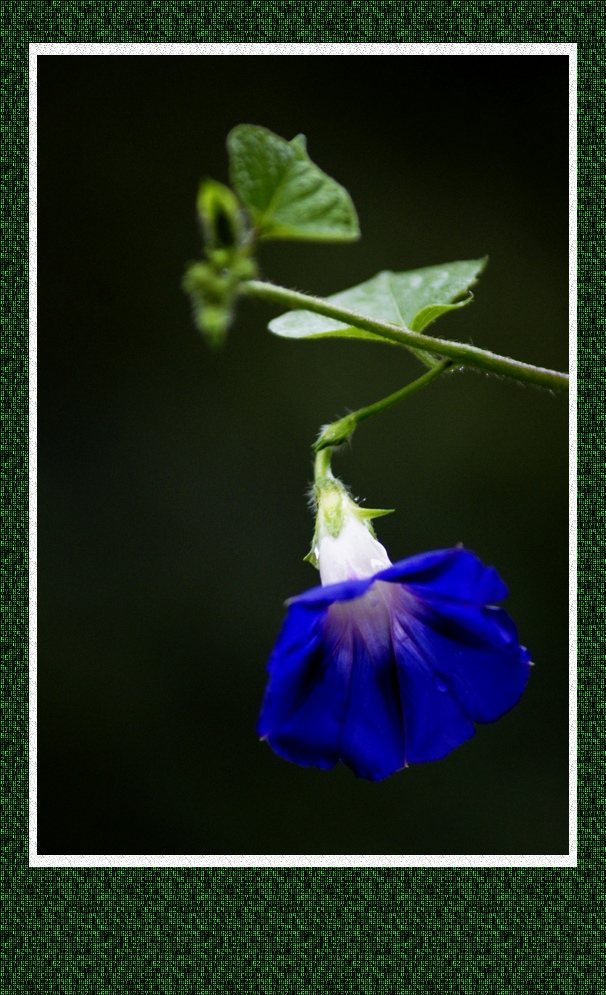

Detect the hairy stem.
[{"left": 240, "top": 279, "right": 569, "bottom": 392}]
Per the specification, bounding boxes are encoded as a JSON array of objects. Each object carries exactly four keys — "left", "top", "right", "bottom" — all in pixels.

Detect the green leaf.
[
  {"left": 267, "top": 258, "right": 488, "bottom": 343},
  {"left": 227, "top": 124, "right": 360, "bottom": 242}
]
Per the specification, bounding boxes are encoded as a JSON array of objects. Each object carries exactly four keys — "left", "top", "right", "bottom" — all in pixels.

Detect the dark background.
[{"left": 37, "top": 54, "right": 569, "bottom": 856}]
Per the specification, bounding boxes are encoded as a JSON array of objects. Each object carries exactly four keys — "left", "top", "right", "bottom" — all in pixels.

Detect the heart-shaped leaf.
[
  {"left": 227, "top": 125, "right": 360, "bottom": 243},
  {"left": 268, "top": 259, "right": 488, "bottom": 342}
]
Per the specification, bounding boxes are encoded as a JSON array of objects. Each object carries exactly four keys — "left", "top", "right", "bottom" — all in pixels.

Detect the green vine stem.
[
  {"left": 240, "top": 279, "right": 569, "bottom": 393},
  {"left": 314, "top": 360, "right": 454, "bottom": 452}
]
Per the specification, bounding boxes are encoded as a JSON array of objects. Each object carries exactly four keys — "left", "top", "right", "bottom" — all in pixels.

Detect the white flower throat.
[{"left": 318, "top": 513, "right": 392, "bottom": 586}]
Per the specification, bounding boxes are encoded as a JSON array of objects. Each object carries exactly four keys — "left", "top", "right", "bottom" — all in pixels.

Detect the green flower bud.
[{"left": 197, "top": 179, "right": 244, "bottom": 251}]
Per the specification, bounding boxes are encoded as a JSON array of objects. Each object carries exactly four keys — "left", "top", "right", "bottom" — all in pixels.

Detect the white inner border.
[{"left": 28, "top": 42, "right": 577, "bottom": 869}]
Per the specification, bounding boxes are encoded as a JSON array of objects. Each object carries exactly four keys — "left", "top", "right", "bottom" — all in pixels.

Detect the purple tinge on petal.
[
  {"left": 258, "top": 591, "right": 407, "bottom": 780},
  {"left": 257, "top": 547, "right": 532, "bottom": 780},
  {"left": 327, "top": 594, "right": 406, "bottom": 781}
]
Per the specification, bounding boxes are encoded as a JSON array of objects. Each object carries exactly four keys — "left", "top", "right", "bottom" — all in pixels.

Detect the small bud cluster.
[{"left": 182, "top": 179, "right": 257, "bottom": 347}]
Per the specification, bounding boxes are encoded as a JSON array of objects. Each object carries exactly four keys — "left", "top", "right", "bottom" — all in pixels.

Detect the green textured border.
[{"left": 2, "top": 7, "right": 603, "bottom": 994}]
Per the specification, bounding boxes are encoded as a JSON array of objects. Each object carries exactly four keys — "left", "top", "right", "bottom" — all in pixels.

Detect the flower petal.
[
  {"left": 258, "top": 546, "right": 531, "bottom": 778},
  {"left": 392, "top": 614, "right": 477, "bottom": 764},
  {"left": 336, "top": 623, "right": 406, "bottom": 781},
  {"left": 378, "top": 547, "right": 509, "bottom": 604},
  {"left": 390, "top": 586, "right": 531, "bottom": 732},
  {"left": 257, "top": 603, "right": 351, "bottom": 769},
  {"left": 256, "top": 603, "right": 324, "bottom": 738},
  {"left": 288, "top": 574, "right": 376, "bottom": 608}
]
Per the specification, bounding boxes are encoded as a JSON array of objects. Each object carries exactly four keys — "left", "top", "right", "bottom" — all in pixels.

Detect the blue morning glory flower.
[{"left": 257, "top": 478, "right": 531, "bottom": 781}]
